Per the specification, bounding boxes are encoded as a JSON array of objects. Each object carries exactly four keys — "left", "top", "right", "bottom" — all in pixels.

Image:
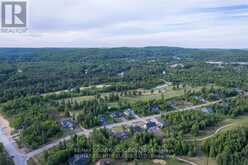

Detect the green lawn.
[
  {"left": 183, "top": 117, "right": 231, "bottom": 141},
  {"left": 65, "top": 95, "right": 95, "bottom": 102},
  {"left": 112, "top": 125, "right": 126, "bottom": 132},
  {"left": 196, "top": 114, "right": 248, "bottom": 139},
  {"left": 64, "top": 84, "right": 214, "bottom": 106},
  {"left": 120, "top": 87, "right": 185, "bottom": 103},
  {"left": 222, "top": 114, "right": 248, "bottom": 131},
  {"left": 47, "top": 83, "right": 219, "bottom": 105}
]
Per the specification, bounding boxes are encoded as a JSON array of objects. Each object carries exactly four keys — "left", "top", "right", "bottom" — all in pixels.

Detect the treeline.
[
  {"left": 0, "top": 143, "right": 14, "bottom": 165},
  {"left": 0, "top": 97, "right": 61, "bottom": 149},
  {"left": 132, "top": 99, "right": 171, "bottom": 116},
  {"left": 203, "top": 127, "right": 248, "bottom": 165},
  {"left": 58, "top": 98, "right": 122, "bottom": 128},
  {"left": 184, "top": 86, "right": 239, "bottom": 101},
  {"left": 165, "top": 62, "right": 248, "bottom": 89},
  {"left": 45, "top": 83, "right": 138, "bottom": 101},
  {"left": 45, "top": 128, "right": 196, "bottom": 165},
  {"left": 212, "top": 96, "right": 248, "bottom": 117},
  {"left": 59, "top": 86, "right": 238, "bottom": 129},
  {"left": 162, "top": 110, "right": 220, "bottom": 137},
  {"left": 1, "top": 47, "right": 248, "bottom": 103}
]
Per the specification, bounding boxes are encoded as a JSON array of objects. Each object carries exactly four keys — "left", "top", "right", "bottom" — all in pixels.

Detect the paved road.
[
  {"left": 0, "top": 99, "right": 225, "bottom": 165},
  {"left": 25, "top": 100, "right": 221, "bottom": 163},
  {"left": 0, "top": 127, "right": 26, "bottom": 165}
]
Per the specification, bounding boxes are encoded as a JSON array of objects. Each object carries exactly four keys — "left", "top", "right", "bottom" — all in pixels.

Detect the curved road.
[
  {"left": 0, "top": 126, "right": 26, "bottom": 165},
  {"left": 25, "top": 100, "right": 222, "bottom": 163},
  {"left": 0, "top": 98, "right": 227, "bottom": 165},
  {"left": 186, "top": 124, "right": 233, "bottom": 142},
  {"left": 178, "top": 124, "right": 233, "bottom": 165}
]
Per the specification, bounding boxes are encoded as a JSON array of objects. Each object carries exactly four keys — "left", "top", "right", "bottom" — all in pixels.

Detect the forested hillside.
[
  {"left": 1, "top": 47, "right": 248, "bottom": 165},
  {"left": 204, "top": 127, "right": 248, "bottom": 165},
  {"left": 0, "top": 47, "right": 248, "bottom": 102}
]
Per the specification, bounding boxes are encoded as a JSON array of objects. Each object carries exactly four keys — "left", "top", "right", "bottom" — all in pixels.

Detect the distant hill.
[{"left": 0, "top": 46, "right": 248, "bottom": 62}]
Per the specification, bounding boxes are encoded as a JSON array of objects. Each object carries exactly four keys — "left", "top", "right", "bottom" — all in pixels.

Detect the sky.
[{"left": 0, "top": 0, "right": 248, "bottom": 48}]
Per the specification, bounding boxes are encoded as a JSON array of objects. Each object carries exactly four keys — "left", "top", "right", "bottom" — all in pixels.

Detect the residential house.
[
  {"left": 154, "top": 118, "right": 168, "bottom": 128},
  {"left": 130, "top": 125, "right": 143, "bottom": 133},
  {"left": 201, "top": 107, "right": 213, "bottom": 113},
  {"left": 68, "top": 154, "right": 89, "bottom": 165},
  {"left": 112, "top": 130, "right": 129, "bottom": 139},
  {"left": 144, "top": 121, "right": 158, "bottom": 130},
  {"left": 111, "top": 112, "right": 124, "bottom": 119},
  {"left": 149, "top": 104, "right": 160, "bottom": 113},
  {"left": 168, "top": 101, "right": 177, "bottom": 109},
  {"left": 194, "top": 96, "right": 207, "bottom": 103},
  {"left": 124, "top": 108, "right": 135, "bottom": 118},
  {"left": 61, "top": 118, "right": 74, "bottom": 130},
  {"left": 98, "top": 115, "right": 108, "bottom": 125}
]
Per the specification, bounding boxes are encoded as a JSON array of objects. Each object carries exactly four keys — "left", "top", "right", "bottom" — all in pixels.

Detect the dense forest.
[
  {"left": 0, "top": 47, "right": 248, "bottom": 102},
  {"left": 162, "top": 110, "right": 220, "bottom": 137},
  {"left": 203, "top": 127, "right": 248, "bottom": 165},
  {"left": 45, "top": 128, "right": 196, "bottom": 165},
  {"left": 1, "top": 47, "right": 248, "bottom": 165},
  {"left": 0, "top": 97, "right": 61, "bottom": 149},
  {"left": 212, "top": 96, "right": 248, "bottom": 117}
]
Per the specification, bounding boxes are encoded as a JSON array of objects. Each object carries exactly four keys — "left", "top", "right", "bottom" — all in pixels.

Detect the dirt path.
[
  {"left": 186, "top": 124, "right": 233, "bottom": 142},
  {"left": 175, "top": 157, "right": 198, "bottom": 165}
]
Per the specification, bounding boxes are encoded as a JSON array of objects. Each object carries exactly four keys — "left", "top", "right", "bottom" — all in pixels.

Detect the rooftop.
[
  {"left": 68, "top": 154, "right": 89, "bottom": 165},
  {"left": 201, "top": 107, "right": 213, "bottom": 113}
]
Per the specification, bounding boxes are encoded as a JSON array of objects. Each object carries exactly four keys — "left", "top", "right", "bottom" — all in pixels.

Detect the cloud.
[{"left": 0, "top": 0, "right": 248, "bottom": 48}]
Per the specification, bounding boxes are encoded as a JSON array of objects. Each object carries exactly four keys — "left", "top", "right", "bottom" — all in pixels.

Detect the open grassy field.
[
  {"left": 111, "top": 125, "right": 127, "bottom": 132},
  {"left": 194, "top": 113, "right": 248, "bottom": 140},
  {"left": 221, "top": 113, "right": 248, "bottom": 131},
  {"left": 183, "top": 116, "right": 232, "bottom": 141},
  {"left": 43, "top": 84, "right": 111, "bottom": 96},
  {"left": 119, "top": 86, "right": 185, "bottom": 103},
  {"left": 67, "top": 85, "right": 185, "bottom": 103},
  {"left": 181, "top": 114, "right": 248, "bottom": 165},
  {"left": 68, "top": 84, "right": 208, "bottom": 104},
  {"left": 65, "top": 95, "right": 95, "bottom": 102}
]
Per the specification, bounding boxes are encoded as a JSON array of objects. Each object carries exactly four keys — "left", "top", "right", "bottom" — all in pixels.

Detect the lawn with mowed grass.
[
  {"left": 221, "top": 113, "right": 248, "bottom": 131},
  {"left": 64, "top": 95, "right": 95, "bottom": 102},
  {"left": 120, "top": 87, "right": 185, "bottom": 103},
  {"left": 67, "top": 85, "right": 207, "bottom": 105}
]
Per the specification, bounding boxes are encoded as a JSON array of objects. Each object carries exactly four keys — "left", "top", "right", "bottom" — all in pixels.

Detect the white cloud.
[{"left": 0, "top": 0, "right": 248, "bottom": 48}]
